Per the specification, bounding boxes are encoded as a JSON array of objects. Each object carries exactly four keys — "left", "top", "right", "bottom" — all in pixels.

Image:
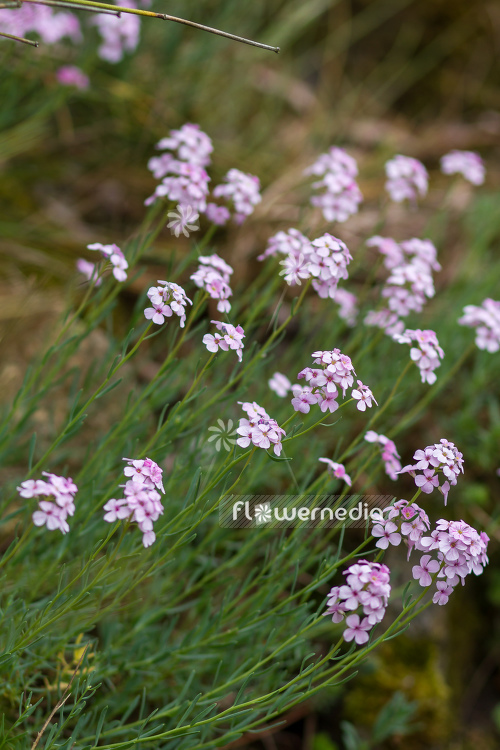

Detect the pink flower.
[
  {"left": 205, "top": 203, "right": 230, "bottom": 225},
  {"left": 203, "top": 321, "right": 245, "bottom": 362},
  {"left": 291, "top": 386, "right": 317, "bottom": 413},
  {"left": 385, "top": 155, "right": 428, "bottom": 203},
  {"left": 103, "top": 458, "right": 165, "bottom": 547},
  {"left": 56, "top": 66, "right": 89, "bottom": 90},
  {"left": 156, "top": 124, "right": 213, "bottom": 167},
  {"left": 18, "top": 472, "right": 77, "bottom": 534},
  {"left": 190, "top": 254, "right": 233, "bottom": 314},
  {"left": 372, "top": 521, "right": 401, "bottom": 549},
  {"left": 212, "top": 168, "right": 261, "bottom": 223},
  {"left": 144, "top": 281, "right": 192, "bottom": 327},
  {"left": 393, "top": 328, "right": 444, "bottom": 385},
  {"left": 32, "top": 501, "right": 70, "bottom": 534},
  {"left": 459, "top": 298, "right": 500, "bottom": 353},
  {"left": 87, "top": 242, "right": 128, "bottom": 282},
  {"left": 268, "top": 372, "right": 292, "bottom": 398},
  {"left": 89, "top": 0, "right": 140, "bottom": 63},
  {"left": 236, "top": 403, "right": 285, "bottom": 457},
  {"left": 343, "top": 614, "right": 371, "bottom": 645},
  {"left": 412, "top": 554, "right": 441, "bottom": 586},
  {"left": 305, "top": 146, "right": 362, "bottom": 223},
  {"left": 351, "top": 380, "right": 377, "bottom": 411},
  {"left": 76, "top": 259, "right": 102, "bottom": 286},
  {"left": 440, "top": 150, "right": 485, "bottom": 185},
  {"left": 433, "top": 581, "right": 453, "bottom": 605},
  {"left": 318, "top": 458, "right": 351, "bottom": 486},
  {"left": 103, "top": 498, "right": 131, "bottom": 522}
]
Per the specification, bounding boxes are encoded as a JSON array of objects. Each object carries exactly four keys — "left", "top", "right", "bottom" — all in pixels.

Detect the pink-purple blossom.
[
  {"left": 146, "top": 125, "right": 212, "bottom": 211},
  {"left": 399, "top": 439, "right": 464, "bottom": 505},
  {"left": 385, "top": 155, "right": 428, "bottom": 203},
  {"left": 103, "top": 457, "right": 165, "bottom": 547},
  {"left": 268, "top": 372, "right": 292, "bottom": 398},
  {"left": 76, "top": 259, "right": 102, "bottom": 286},
  {"left": 371, "top": 499, "right": 430, "bottom": 556},
  {"left": 293, "top": 350, "right": 376, "bottom": 415},
  {"left": 89, "top": 0, "right": 140, "bottom": 63},
  {"left": 365, "top": 236, "right": 440, "bottom": 336},
  {"left": 212, "top": 168, "right": 262, "bottom": 224},
  {"left": 259, "top": 229, "right": 352, "bottom": 300},
  {"left": 0, "top": 3, "right": 81, "bottom": 44},
  {"left": 440, "top": 150, "right": 485, "bottom": 185},
  {"left": 318, "top": 457, "right": 351, "bottom": 486},
  {"left": 323, "top": 560, "right": 391, "bottom": 644},
  {"left": 305, "top": 147, "right": 363, "bottom": 223},
  {"left": 203, "top": 320, "right": 245, "bottom": 362},
  {"left": 458, "top": 298, "right": 500, "bottom": 353},
  {"left": 364, "top": 431, "right": 401, "bottom": 481},
  {"left": 56, "top": 66, "right": 89, "bottom": 90},
  {"left": 144, "top": 281, "right": 192, "bottom": 327},
  {"left": 87, "top": 243, "right": 128, "bottom": 282},
  {"left": 190, "top": 254, "right": 233, "bottom": 314},
  {"left": 236, "top": 402, "right": 286, "bottom": 457},
  {"left": 334, "top": 288, "right": 358, "bottom": 327},
  {"left": 393, "top": 328, "right": 444, "bottom": 385},
  {"left": 17, "top": 472, "right": 78, "bottom": 534}
]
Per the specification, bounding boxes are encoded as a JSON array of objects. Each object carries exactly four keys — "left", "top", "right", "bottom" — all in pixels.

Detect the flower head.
[
  {"left": 440, "top": 150, "right": 485, "bottom": 185},
  {"left": 385, "top": 155, "right": 428, "bottom": 203}
]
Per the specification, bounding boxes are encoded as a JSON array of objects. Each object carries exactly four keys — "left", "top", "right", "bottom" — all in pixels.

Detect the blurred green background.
[{"left": 1, "top": 0, "right": 500, "bottom": 747}]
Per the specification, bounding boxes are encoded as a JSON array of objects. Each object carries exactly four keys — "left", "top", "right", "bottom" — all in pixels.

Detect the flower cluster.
[
  {"left": 365, "top": 236, "right": 440, "bottom": 336},
  {"left": 364, "top": 431, "right": 401, "bottom": 481},
  {"left": 385, "top": 155, "right": 428, "bottom": 203},
  {"left": 190, "top": 254, "right": 233, "bottom": 313},
  {"left": 203, "top": 320, "right": 245, "bottom": 362},
  {"left": 393, "top": 328, "right": 444, "bottom": 385},
  {"left": 334, "top": 288, "right": 358, "bottom": 327},
  {"left": 292, "top": 349, "right": 376, "bottom": 414},
  {"left": 304, "top": 147, "right": 363, "bottom": 223},
  {"left": 17, "top": 473, "right": 78, "bottom": 534},
  {"left": 56, "top": 65, "right": 89, "bottom": 90},
  {"left": 87, "top": 242, "right": 128, "bottom": 282},
  {"left": 318, "top": 457, "right": 351, "bottom": 486},
  {"left": 144, "top": 281, "right": 192, "bottom": 327},
  {"left": 236, "top": 402, "right": 285, "bottom": 456},
  {"left": 268, "top": 372, "right": 292, "bottom": 398},
  {"left": 458, "top": 298, "right": 500, "bottom": 353},
  {"left": 89, "top": 0, "right": 140, "bottom": 63},
  {"left": 440, "top": 150, "right": 485, "bottom": 186},
  {"left": 371, "top": 499, "right": 430, "bottom": 555},
  {"left": 261, "top": 229, "right": 353, "bottom": 299},
  {"left": 399, "top": 439, "right": 464, "bottom": 504},
  {"left": 76, "top": 258, "right": 102, "bottom": 286},
  {"left": 103, "top": 458, "right": 165, "bottom": 547},
  {"left": 413, "top": 520, "right": 489, "bottom": 603},
  {"left": 0, "top": 3, "right": 81, "bottom": 45},
  {"left": 212, "top": 168, "right": 262, "bottom": 224},
  {"left": 146, "top": 124, "right": 212, "bottom": 212},
  {"left": 323, "top": 561, "right": 391, "bottom": 645}
]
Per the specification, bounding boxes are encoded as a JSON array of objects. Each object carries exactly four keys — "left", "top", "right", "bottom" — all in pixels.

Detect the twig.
[
  {"left": 26, "top": 0, "right": 121, "bottom": 14},
  {"left": 18, "top": 0, "right": 280, "bottom": 52},
  {"left": 0, "top": 30, "right": 39, "bottom": 46},
  {"left": 31, "top": 643, "right": 90, "bottom": 750}
]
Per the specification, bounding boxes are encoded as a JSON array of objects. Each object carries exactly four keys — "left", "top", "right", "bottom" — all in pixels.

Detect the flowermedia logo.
[
  {"left": 207, "top": 419, "right": 238, "bottom": 452},
  {"left": 220, "top": 495, "right": 392, "bottom": 528}
]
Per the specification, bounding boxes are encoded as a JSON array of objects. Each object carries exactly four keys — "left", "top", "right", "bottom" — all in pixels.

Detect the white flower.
[{"left": 167, "top": 204, "right": 200, "bottom": 237}]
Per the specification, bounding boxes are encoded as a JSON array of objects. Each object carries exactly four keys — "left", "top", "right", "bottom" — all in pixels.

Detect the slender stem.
[
  {"left": 0, "top": 30, "right": 39, "bottom": 46},
  {"left": 19, "top": 0, "right": 280, "bottom": 52}
]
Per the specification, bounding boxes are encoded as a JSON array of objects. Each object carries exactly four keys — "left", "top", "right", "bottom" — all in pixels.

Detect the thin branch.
[
  {"left": 31, "top": 643, "right": 91, "bottom": 750},
  {"left": 0, "top": 30, "right": 39, "bottom": 46},
  {"left": 18, "top": 0, "right": 280, "bottom": 52},
  {"left": 26, "top": 0, "right": 121, "bottom": 14}
]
